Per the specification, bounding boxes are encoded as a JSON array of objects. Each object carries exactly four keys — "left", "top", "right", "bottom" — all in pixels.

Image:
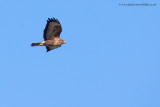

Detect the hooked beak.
[{"left": 63, "top": 40, "right": 66, "bottom": 44}]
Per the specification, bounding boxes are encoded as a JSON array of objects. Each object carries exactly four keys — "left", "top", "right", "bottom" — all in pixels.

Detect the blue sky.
[{"left": 0, "top": 0, "right": 160, "bottom": 107}]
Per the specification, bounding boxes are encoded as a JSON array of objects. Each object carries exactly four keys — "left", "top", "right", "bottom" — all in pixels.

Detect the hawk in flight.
[{"left": 31, "top": 18, "right": 66, "bottom": 52}]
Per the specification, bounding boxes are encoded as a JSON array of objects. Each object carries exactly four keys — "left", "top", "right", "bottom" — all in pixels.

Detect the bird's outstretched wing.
[{"left": 43, "top": 18, "right": 62, "bottom": 40}]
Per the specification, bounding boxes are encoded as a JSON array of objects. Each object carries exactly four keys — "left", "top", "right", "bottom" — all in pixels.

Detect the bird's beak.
[{"left": 63, "top": 41, "right": 66, "bottom": 44}]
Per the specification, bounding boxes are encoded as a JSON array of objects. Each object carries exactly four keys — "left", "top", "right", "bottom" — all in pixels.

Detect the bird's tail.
[{"left": 31, "top": 42, "right": 44, "bottom": 46}]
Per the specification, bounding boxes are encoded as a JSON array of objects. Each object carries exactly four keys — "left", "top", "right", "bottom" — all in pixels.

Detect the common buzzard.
[{"left": 31, "top": 18, "right": 66, "bottom": 52}]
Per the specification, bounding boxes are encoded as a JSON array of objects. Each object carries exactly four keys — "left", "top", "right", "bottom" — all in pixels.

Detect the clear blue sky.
[{"left": 0, "top": 0, "right": 160, "bottom": 107}]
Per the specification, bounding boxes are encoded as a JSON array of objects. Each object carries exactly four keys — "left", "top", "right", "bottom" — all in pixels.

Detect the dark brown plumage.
[{"left": 31, "top": 18, "right": 66, "bottom": 52}]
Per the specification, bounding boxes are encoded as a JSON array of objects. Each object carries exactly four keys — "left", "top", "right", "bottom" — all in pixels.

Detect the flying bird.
[{"left": 31, "top": 18, "right": 66, "bottom": 52}]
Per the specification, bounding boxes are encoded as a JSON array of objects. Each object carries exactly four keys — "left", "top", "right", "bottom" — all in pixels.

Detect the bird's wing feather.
[
  {"left": 46, "top": 45, "right": 61, "bottom": 52},
  {"left": 43, "top": 18, "right": 62, "bottom": 40}
]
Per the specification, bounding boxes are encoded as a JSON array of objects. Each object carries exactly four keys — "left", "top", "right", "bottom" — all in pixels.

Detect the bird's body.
[{"left": 31, "top": 18, "right": 66, "bottom": 52}]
